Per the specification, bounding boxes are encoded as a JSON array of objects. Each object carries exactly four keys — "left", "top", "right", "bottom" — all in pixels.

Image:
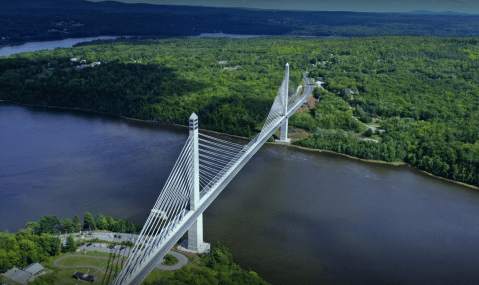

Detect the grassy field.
[
  {"left": 41, "top": 253, "right": 130, "bottom": 285},
  {"left": 85, "top": 251, "right": 121, "bottom": 259},
  {"left": 51, "top": 267, "right": 117, "bottom": 285},
  {"left": 57, "top": 256, "right": 112, "bottom": 268}
]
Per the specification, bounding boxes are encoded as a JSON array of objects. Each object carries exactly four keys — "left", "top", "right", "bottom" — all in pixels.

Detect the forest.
[
  {"left": 1, "top": 36, "right": 479, "bottom": 187},
  {"left": 2, "top": 0, "right": 479, "bottom": 47}
]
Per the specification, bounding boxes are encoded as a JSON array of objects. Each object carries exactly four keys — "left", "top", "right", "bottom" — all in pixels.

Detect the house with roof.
[{"left": 1, "top": 263, "right": 45, "bottom": 284}]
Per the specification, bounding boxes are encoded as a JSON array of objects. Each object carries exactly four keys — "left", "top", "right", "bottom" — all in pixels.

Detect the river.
[{"left": 1, "top": 102, "right": 479, "bottom": 285}]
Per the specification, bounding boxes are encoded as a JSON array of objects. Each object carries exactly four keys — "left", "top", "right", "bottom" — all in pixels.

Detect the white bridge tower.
[
  {"left": 276, "top": 63, "right": 291, "bottom": 144},
  {"left": 179, "top": 112, "right": 210, "bottom": 253}
]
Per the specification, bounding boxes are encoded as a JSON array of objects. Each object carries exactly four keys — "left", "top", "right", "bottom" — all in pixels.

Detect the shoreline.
[{"left": 2, "top": 100, "right": 478, "bottom": 191}]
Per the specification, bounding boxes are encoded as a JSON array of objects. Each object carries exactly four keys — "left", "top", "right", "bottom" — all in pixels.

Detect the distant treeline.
[{"left": 2, "top": 0, "right": 479, "bottom": 47}]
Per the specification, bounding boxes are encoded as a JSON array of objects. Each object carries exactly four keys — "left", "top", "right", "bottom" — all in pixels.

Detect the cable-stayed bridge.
[{"left": 112, "top": 64, "right": 313, "bottom": 285}]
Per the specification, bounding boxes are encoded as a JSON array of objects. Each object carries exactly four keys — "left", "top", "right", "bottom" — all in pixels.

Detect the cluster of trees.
[
  {"left": 3, "top": 0, "right": 479, "bottom": 48},
  {"left": 2, "top": 36, "right": 479, "bottom": 186},
  {"left": 24, "top": 215, "right": 81, "bottom": 235},
  {"left": 290, "top": 88, "right": 364, "bottom": 133},
  {"left": 82, "top": 212, "right": 142, "bottom": 234},
  {"left": 0, "top": 230, "right": 60, "bottom": 273},
  {"left": 22, "top": 212, "right": 141, "bottom": 235},
  {"left": 146, "top": 242, "right": 268, "bottom": 285}
]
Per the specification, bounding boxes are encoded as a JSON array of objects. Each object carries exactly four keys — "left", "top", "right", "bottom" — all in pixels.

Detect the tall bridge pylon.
[{"left": 111, "top": 64, "right": 312, "bottom": 285}]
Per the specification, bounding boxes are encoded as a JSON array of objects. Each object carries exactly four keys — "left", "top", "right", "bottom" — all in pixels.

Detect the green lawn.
[
  {"left": 85, "top": 251, "right": 121, "bottom": 259},
  {"left": 57, "top": 256, "right": 111, "bottom": 268},
  {"left": 50, "top": 267, "right": 117, "bottom": 285},
  {"left": 57, "top": 255, "right": 127, "bottom": 270}
]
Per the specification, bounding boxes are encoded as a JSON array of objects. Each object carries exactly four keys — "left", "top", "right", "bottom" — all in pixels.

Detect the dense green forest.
[
  {"left": 2, "top": 0, "right": 479, "bottom": 47},
  {"left": 1, "top": 36, "right": 479, "bottom": 187}
]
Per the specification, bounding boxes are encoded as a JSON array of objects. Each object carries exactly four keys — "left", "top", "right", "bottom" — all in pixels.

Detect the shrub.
[{"left": 162, "top": 254, "right": 179, "bottom": 266}]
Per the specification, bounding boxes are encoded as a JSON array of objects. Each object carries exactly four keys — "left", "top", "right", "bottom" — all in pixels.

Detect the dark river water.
[{"left": 2, "top": 102, "right": 479, "bottom": 285}]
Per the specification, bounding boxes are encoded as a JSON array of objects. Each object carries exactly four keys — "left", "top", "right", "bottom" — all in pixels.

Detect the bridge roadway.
[{"left": 119, "top": 76, "right": 313, "bottom": 285}]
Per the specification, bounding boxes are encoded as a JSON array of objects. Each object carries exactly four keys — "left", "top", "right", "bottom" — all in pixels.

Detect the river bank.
[{"left": 2, "top": 99, "right": 478, "bottom": 191}]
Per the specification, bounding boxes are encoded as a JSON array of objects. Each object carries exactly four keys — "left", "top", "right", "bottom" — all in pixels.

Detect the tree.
[
  {"left": 83, "top": 212, "right": 96, "bottom": 231},
  {"left": 73, "top": 214, "right": 81, "bottom": 232},
  {"left": 98, "top": 220, "right": 109, "bottom": 230},
  {"left": 25, "top": 222, "right": 41, "bottom": 235},
  {"left": 60, "top": 219, "right": 75, "bottom": 234},
  {"left": 39, "top": 215, "right": 60, "bottom": 234},
  {"left": 94, "top": 214, "right": 107, "bottom": 230},
  {"left": 63, "top": 234, "right": 77, "bottom": 253},
  {"left": 364, "top": 128, "right": 373, "bottom": 137},
  {"left": 114, "top": 219, "right": 125, "bottom": 233},
  {"left": 38, "top": 234, "right": 60, "bottom": 256},
  {"left": 125, "top": 221, "right": 135, "bottom": 233},
  {"left": 94, "top": 214, "right": 106, "bottom": 225},
  {"left": 106, "top": 216, "right": 115, "bottom": 230}
]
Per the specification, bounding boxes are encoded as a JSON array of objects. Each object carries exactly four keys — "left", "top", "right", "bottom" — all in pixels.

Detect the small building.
[
  {"left": 217, "top": 60, "right": 229, "bottom": 64},
  {"left": 316, "top": 77, "right": 324, "bottom": 82},
  {"left": 71, "top": 58, "right": 78, "bottom": 62},
  {"left": 24, "top": 263, "right": 45, "bottom": 279},
  {"left": 91, "top": 62, "right": 101, "bottom": 67},
  {"left": 80, "top": 60, "right": 86, "bottom": 64},
  {"left": 1, "top": 263, "right": 45, "bottom": 284}
]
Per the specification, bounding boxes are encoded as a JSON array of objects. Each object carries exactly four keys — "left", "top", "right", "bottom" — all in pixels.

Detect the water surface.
[
  {"left": 0, "top": 36, "right": 127, "bottom": 56},
  {"left": 1, "top": 103, "right": 479, "bottom": 285}
]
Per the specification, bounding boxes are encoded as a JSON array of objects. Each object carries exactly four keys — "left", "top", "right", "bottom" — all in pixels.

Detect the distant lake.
[{"left": 0, "top": 36, "right": 130, "bottom": 56}]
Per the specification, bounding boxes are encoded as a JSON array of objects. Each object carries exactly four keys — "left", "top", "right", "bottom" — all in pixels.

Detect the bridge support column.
[
  {"left": 276, "top": 120, "right": 290, "bottom": 144},
  {"left": 181, "top": 112, "right": 210, "bottom": 253},
  {"left": 275, "top": 63, "right": 291, "bottom": 145}
]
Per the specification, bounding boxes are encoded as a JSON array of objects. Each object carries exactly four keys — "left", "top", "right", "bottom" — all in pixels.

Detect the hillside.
[{"left": 2, "top": 0, "right": 479, "bottom": 47}]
